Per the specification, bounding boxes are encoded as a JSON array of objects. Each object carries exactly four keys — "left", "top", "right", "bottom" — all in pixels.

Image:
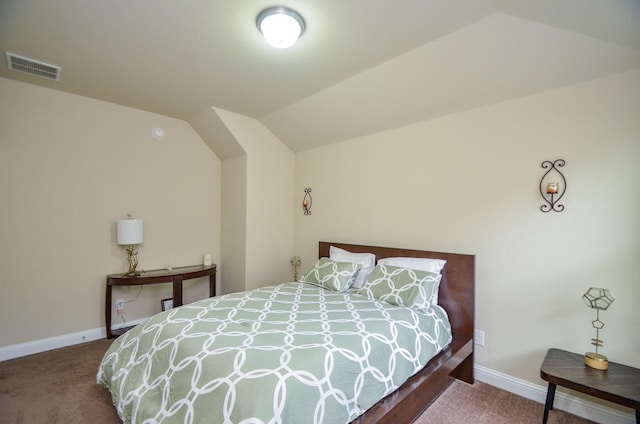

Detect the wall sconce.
[
  {"left": 302, "top": 188, "right": 312, "bottom": 215},
  {"left": 539, "top": 159, "right": 566, "bottom": 212},
  {"left": 116, "top": 214, "right": 143, "bottom": 276}
]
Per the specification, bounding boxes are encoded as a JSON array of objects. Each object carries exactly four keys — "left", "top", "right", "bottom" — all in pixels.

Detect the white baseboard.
[
  {"left": 0, "top": 318, "right": 148, "bottom": 362},
  {"left": 0, "top": 331, "right": 635, "bottom": 424},
  {"left": 474, "top": 364, "right": 636, "bottom": 424}
]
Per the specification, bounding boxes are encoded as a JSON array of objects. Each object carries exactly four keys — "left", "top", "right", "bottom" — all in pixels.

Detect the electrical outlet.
[
  {"left": 474, "top": 329, "right": 485, "bottom": 346},
  {"left": 116, "top": 299, "right": 125, "bottom": 311}
]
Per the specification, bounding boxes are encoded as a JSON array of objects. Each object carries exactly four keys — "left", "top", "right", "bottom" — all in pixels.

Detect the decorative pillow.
[
  {"left": 299, "top": 257, "right": 361, "bottom": 292},
  {"left": 358, "top": 264, "right": 442, "bottom": 312},
  {"left": 377, "top": 257, "right": 447, "bottom": 273},
  {"left": 329, "top": 246, "right": 376, "bottom": 289},
  {"left": 377, "top": 257, "right": 446, "bottom": 304}
]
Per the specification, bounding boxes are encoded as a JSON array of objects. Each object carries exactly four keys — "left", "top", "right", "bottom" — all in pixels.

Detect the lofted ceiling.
[{"left": 1, "top": 0, "right": 639, "bottom": 155}]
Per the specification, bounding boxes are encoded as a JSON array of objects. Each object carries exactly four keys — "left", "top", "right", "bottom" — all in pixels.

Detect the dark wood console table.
[
  {"left": 106, "top": 264, "right": 216, "bottom": 339},
  {"left": 540, "top": 348, "right": 640, "bottom": 424}
]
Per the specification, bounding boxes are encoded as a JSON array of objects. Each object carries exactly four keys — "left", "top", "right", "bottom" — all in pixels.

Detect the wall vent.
[{"left": 5, "top": 52, "right": 61, "bottom": 81}]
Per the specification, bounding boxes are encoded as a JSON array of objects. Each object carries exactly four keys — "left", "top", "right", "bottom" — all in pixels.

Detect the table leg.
[
  {"left": 635, "top": 409, "right": 638, "bottom": 424},
  {"left": 542, "top": 382, "right": 556, "bottom": 424},
  {"left": 105, "top": 283, "right": 112, "bottom": 339},
  {"left": 173, "top": 277, "right": 183, "bottom": 306},
  {"left": 209, "top": 272, "right": 216, "bottom": 297}
]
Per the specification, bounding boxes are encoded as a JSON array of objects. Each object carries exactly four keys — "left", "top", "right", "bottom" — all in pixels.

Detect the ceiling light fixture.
[{"left": 256, "top": 6, "right": 305, "bottom": 49}]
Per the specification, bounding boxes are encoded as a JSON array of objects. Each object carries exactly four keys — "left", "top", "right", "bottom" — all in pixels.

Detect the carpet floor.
[{"left": 0, "top": 339, "right": 595, "bottom": 423}]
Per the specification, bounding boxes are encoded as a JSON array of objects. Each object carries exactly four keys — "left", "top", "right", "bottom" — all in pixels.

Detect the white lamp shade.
[
  {"left": 257, "top": 7, "right": 305, "bottom": 49},
  {"left": 117, "top": 219, "right": 143, "bottom": 245}
]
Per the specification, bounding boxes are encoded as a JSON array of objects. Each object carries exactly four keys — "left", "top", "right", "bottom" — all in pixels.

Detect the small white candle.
[{"left": 203, "top": 253, "right": 212, "bottom": 266}]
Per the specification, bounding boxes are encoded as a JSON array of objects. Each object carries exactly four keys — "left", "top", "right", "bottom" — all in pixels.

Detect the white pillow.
[
  {"left": 377, "top": 257, "right": 447, "bottom": 304},
  {"left": 329, "top": 246, "right": 376, "bottom": 289},
  {"left": 377, "top": 257, "right": 446, "bottom": 273}
]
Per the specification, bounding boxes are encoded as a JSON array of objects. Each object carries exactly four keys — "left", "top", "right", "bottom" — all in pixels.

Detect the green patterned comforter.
[{"left": 97, "top": 282, "right": 452, "bottom": 423}]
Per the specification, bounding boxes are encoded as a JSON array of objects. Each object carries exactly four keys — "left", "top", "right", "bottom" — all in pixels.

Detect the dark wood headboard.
[{"left": 319, "top": 241, "right": 475, "bottom": 346}]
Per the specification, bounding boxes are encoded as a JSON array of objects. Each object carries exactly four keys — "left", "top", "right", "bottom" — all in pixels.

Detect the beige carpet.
[
  {"left": 0, "top": 339, "right": 595, "bottom": 423},
  {"left": 0, "top": 340, "right": 119, "bottom": 424},
  {"left": 416, "top": 378, "right": 595, "bottom": 424}
]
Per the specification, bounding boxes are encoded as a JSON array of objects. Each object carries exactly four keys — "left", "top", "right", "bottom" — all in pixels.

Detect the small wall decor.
[
  {"left": 302, "top": 188, "right": 312, "bottom": 215},
  {"left": 152, "top": 128, "right": 165, "bottom": 140},
  {"left": 539, "top": 159, "right": 566, "bottom": 213}
]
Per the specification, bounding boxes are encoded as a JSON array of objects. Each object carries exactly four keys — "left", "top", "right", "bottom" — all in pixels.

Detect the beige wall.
[
  {"left": 221, "top": 154, "right": 247, "bottom": 295},
  {"left": 294, "top": 69, "right": 640, "bottom": 388},
  {"left": 214, "top": 108, "right": 295, "bottom": 290},
  {"left": 0, "top": 77, "right": 221, "bottom": 347}
]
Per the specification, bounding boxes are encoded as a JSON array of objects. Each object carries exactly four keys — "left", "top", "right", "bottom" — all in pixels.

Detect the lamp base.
[
  {"left": 123, "top": 245, "right": 140, "bottom": 277},
  {"left": 585, "top": 352, "right": 609, "bottom": 370}
]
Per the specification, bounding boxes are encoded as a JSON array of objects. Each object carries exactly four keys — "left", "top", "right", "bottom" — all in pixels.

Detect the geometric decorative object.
[
  {"left": 116, "top": 214, "right": 144, "bottom": 276},
  {"left": 539, "top": 159, "right": 566, "bottom": 213},
  {"left": 302, "top": 187, "right": 312, "bottom": 215},
  {"left": 256, "top": 6, "right": 305, "bottom": 48},
  {"left": 581, "top": 287, "right": 615, "bottom": 370}
]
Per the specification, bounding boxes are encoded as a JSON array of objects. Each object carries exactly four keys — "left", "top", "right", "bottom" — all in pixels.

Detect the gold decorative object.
[
  {"left": 116, "top": 214, "right": 144, "bottom": 277},
  {"left": 582, "top": 287, "right": 615, "bottom": 370},
  {"left": 123, "top": 245, "right": 139, "bottom": 276},
  {"left": 291, "top": 256, "right": 301, "bottom": 281}
]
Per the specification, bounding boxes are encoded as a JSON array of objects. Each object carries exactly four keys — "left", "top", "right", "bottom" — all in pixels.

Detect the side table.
[
  {"left": 540, "top": 348, "right": 640, "bottom": 424},
  {"left": 106, "top": 264, "right": 216, "bottom": 338}
]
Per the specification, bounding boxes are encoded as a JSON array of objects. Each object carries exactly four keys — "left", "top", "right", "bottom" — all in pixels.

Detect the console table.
[
  {"left": 540, "top": 348, "right": 640, "bottom": 424},
  {"left": 105, "top": 264, "right": 217, "bottom": 339}
]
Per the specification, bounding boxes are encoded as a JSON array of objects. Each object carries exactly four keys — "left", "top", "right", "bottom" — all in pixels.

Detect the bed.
[
  {"left": 98, "top": 241, "right": 475, "bottom": 423},
  {"left": 326, "top": 242, "right": 475, "bottom": 423}
]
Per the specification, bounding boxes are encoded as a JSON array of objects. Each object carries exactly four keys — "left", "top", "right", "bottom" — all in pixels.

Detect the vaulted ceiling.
[{"left": 1, "top": 0, "right": 639, "bottom": 155}]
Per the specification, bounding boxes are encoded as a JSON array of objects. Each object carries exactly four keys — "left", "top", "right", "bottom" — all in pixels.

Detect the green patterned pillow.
[
  {"left": 299, "top": 257, "right": 361, "bottom": 292},
  {"left": 358, "top": 264, "right": 442, "bottom": 312}
]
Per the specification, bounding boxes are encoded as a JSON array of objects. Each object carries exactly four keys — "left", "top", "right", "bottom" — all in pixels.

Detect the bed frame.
[{"left": 319, "top": 242, "right": 475, "bottom": 424}]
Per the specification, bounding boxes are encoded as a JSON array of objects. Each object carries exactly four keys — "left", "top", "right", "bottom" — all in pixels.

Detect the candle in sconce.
[
  {"left": 546, "top": 182, "right": 559, "bottom": 194},
  {"left": 302, "top": 199, "right": 308, "bottom": 207}
]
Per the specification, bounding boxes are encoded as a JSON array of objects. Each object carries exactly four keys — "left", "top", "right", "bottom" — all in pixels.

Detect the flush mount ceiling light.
[{"left": 256, "top": 6, "right": 305, "bottom": 48}]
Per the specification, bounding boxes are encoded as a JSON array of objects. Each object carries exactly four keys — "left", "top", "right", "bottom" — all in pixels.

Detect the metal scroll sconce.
[
  {"left": 302, "top": 188, "right": 312, "bottom": 215},
  {"left": 539, "top": 159, "right": 566, "bottom": 213}
]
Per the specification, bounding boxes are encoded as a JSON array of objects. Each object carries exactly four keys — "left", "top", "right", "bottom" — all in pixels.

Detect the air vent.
[{"left": 6, "top": 52, "right": 61, "bottom": 81}]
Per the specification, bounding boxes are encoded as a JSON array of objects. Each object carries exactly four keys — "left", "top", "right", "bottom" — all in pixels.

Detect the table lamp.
[
  {"left": 117, "top": 214, "right": 143, "bottom": 276},
  {"left": 581, "top": 287, "right": 615, "bottom": 370}
]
